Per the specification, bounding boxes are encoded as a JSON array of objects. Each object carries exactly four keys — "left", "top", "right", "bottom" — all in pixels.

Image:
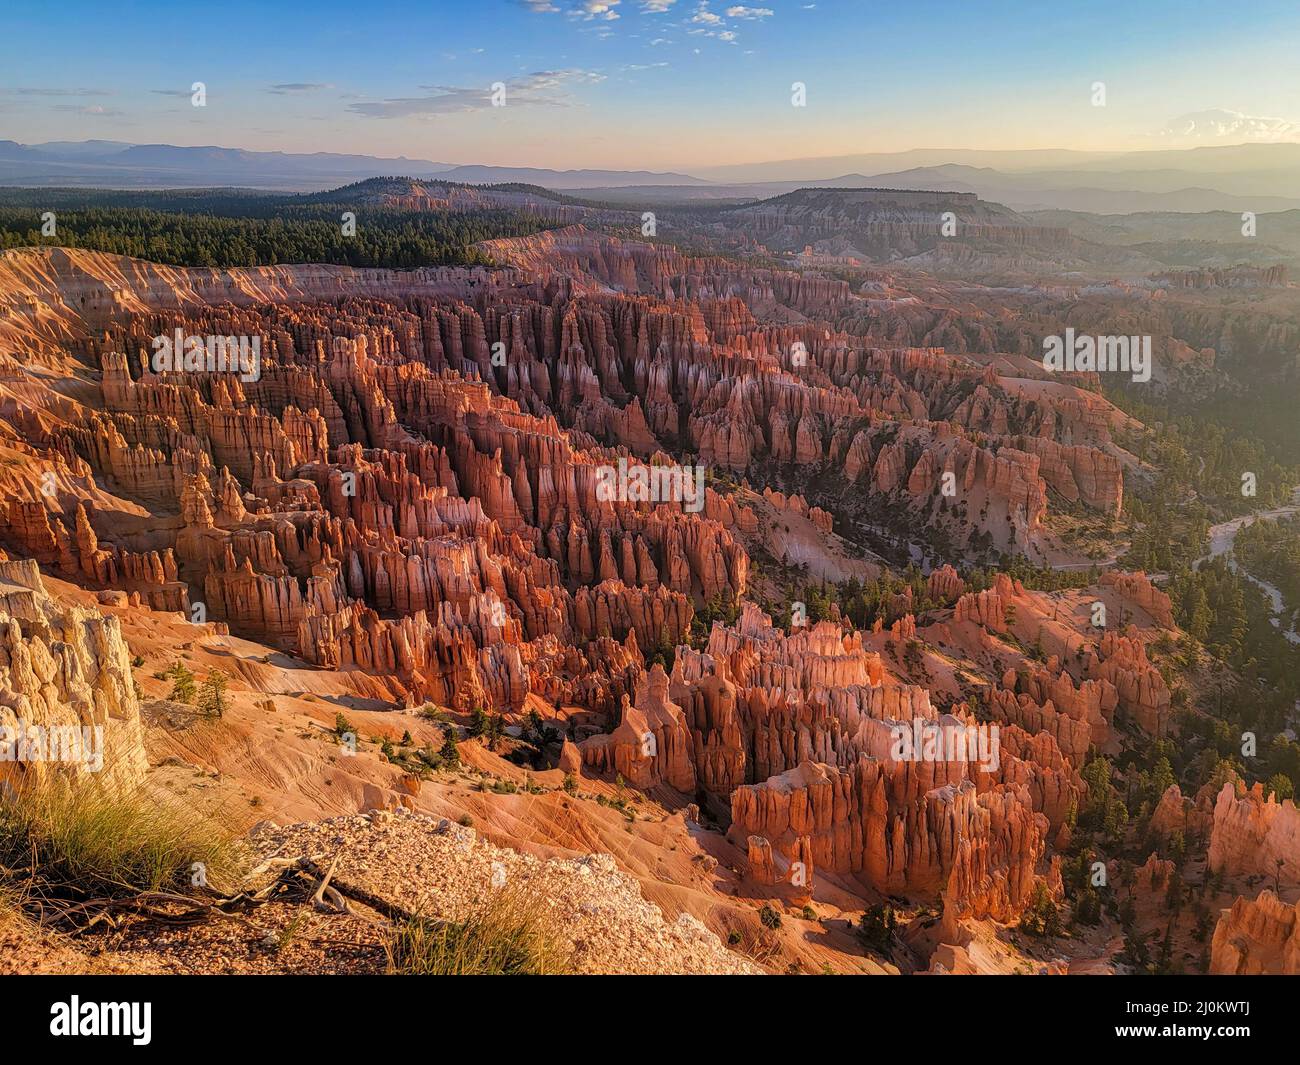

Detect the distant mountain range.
[
  {"left": 3, "top": 139, "right": 1300, "bottom": 213},
  {"left": 0, "top": 141, "right": 703, "bottom": 191},
  {"left": 0, "top": 140, "right": 452, "bottom": 187},
  {"left": 687, "top": 142, "right": 1300, "bottom": 183}
]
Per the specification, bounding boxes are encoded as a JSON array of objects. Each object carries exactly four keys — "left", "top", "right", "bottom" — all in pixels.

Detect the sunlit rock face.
[{"left": 0, "top": 231, "right": 1234, "bottom": 968}]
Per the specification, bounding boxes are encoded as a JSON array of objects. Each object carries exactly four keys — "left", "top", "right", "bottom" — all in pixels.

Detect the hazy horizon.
[{"left": 3, "top": 0, "right": 1300, "bottom": 171}]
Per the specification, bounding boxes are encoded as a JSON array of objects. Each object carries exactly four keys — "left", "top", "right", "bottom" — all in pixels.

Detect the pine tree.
[
  {"left": 1019, "top": 881, "right": 1063, "bottom": 938},
  {"left": 856, "top": 903, "right": 897, "bottom": 954},
  {"left": 1266, "top": 772, "right": 1294, "bottom": 802},
  {"left": 195, "top": 669, "right": 228, "bottom": 717},
  {"left": 468, "top": 706, "right": 490, "bottom": 738},
  {"left": 166, "top": 660, "right": 196, "bottom": 704},
  {"left": 1188, "top": 588, "right": 1212, "bottom": 642},
  {"left": 439, "top": 727, "right": 460, "bottom": 768}
]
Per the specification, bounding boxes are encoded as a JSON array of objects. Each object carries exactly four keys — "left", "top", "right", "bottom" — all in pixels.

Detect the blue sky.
[{"left": 2, "top": 0, "right": 1298, "bottom": 170}]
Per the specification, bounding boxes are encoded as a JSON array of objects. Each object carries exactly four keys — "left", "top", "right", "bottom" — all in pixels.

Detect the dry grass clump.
[
  {"left": 0, "top": 780, "right": 242, "bottom": 901},
  {"left": 384, "top": 889, "right": 572, "bottom": 975}
]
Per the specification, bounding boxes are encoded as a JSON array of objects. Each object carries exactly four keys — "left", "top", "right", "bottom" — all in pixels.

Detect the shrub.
[
  {"left": 467, "top": 707, "right": 490, "bottom": 739},
  {"left": 1267, "top": 773, "right": 1295, "bottom": 802},
  {"left": 165, "top": 660, "right": 196, "bottom": 704},
  {"left": 856, "top": 903, "right": 897, "bottom": 954},
  {"left": 439, "top": 728, "right": 461, "bottom": 768},
  {"left": 196, "top": 669, "right": 228, "bottom": 718},
  {"left": 1072, "top": 887, "right": 1103, "bottom": 927},
  {"left": 384, "top": 891, "right": 571, "bottom": 975},
  {"left": 525, "top": 709, "right": 545, "bottom": 740},
  {"left": 1019, "top": 881, "right": 1063, "bottom": 938},
  {"left": 0, "top": 781, "right": 241, "bottom": 900}
]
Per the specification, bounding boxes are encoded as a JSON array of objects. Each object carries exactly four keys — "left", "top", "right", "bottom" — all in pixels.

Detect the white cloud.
[
  {"left": 349, "top": 69, "right": 605, "bottom": 119},
  {"left": 725, "top": 5, "right": 773, "bottom": 18},
  {"left": 267, "top": 83, "right": 334, "bottom": 95},
  {"left": 1155, "top": 108, "right": 1300, "bottom": 143},
  {"left": 1, "top": 87, "right": 112, "bottom": 97},
  {"left": 52, "top": 104, "right": 124, "bottom": 116},
  {"left": 518, "top": 0, "right": 622, "bottom": 16},
  {"left": 570, "top": 0, "right": 620, "bottom": 18}
]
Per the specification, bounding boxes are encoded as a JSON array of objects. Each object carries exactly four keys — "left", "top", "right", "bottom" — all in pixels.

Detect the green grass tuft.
[
  {"left": 384, "top": 890, "right": 571, "bottom": 975},
  {"left": 0, "top": 781, "right": 242, "bottom": 900}
]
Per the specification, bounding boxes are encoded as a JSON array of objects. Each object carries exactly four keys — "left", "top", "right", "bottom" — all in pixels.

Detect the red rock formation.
[
  {"left": 994, "top": 665, "right": 1116, "bottom": 761},
  {"left": 1150, "top": 784, "right": 1193, "bottom": 837},
  {"left": 927, "top": 564, "right": 965, "bottom": 604},
  {"left": 729, "top": 761, "right": 1046, "bottom": 921},
  {"left": 1100, "top": 570, "right": 1173, "bottom": 628},
  {"left": 580, "top": 664, "right": 696, "bottom": 791},
  {"left": 0, "top": 239, "right": 1213, "bottom": 966},
  {"left": 1012, "top": 436, "right": 1123, "bottom": 517},
  {"left": 1208, "top": 781, "right": 1300, "bottom": 883},
  {"left": 1210, "top": 891, "right": 1300, "bottom": 975},
  {"left": 558, "top": 738, "right": 583, "bottom": 774},
  {"left": 954, "top": 576, "right": 1017, "bottom": 633},
  {"left": 1084, "top": 628, "right": 1170, "bottom": 738}
]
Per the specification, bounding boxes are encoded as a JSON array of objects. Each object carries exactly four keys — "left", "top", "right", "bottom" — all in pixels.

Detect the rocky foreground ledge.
[{"left": 250, "top": 810, "right": 762, "bottom": 976}]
